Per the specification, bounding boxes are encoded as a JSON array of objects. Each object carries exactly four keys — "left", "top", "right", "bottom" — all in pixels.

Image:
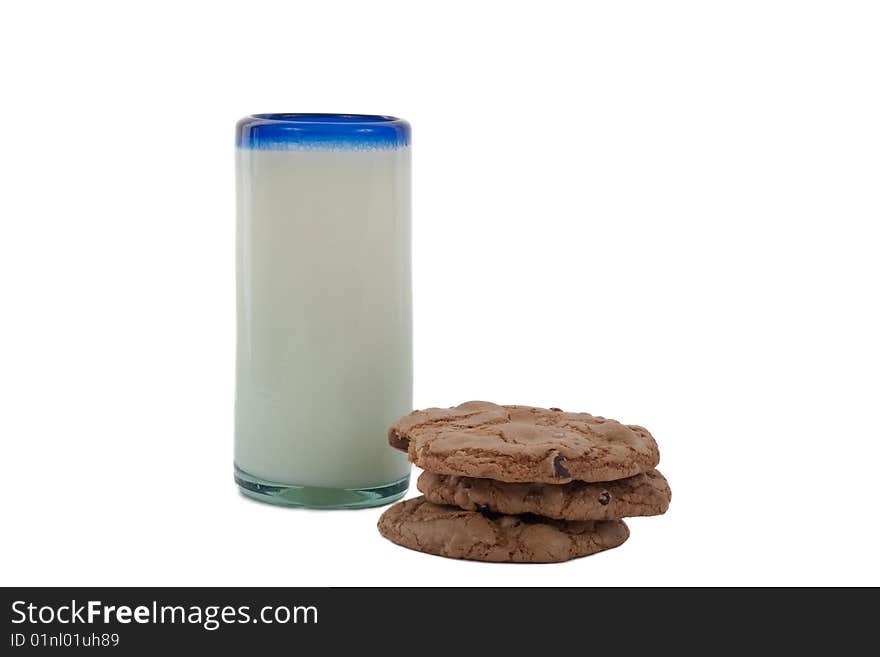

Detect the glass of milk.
[{"left": 234, "top": 114, "right": 412, "bottom": 508}]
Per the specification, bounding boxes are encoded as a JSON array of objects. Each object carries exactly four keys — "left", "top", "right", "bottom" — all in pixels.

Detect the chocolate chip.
[
  {"left": 388, "top": 430, "right": 410, "bottom": 451},
  {"left": 553, "top": 454, "right": 571, "bottom": 478},
  {"left": 598, "top": 491, "right": 611, "bottom": 505},
  {"left": 549, "top": 407, "right": 563, "bottom": 412}
]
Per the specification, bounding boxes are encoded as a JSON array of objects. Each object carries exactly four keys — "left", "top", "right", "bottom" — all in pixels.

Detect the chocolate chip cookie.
[
  {"left": 388, "top": 401, "right": 659, "bottom": 483},
  {"left": 418, "top": 469, "right": 671, "bottom": 521},
  {"left": 377, "top": 496, "right": 629, "bottom": 563}
]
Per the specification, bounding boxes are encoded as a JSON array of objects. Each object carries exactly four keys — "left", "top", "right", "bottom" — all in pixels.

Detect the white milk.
[{"left": 235, "top": 147, "right": 411, "bottom": 488}]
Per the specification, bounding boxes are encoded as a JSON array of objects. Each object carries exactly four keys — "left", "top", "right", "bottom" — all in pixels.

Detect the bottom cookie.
[{"left": 377, "top": 496, "right": 629, "bottom": 563}]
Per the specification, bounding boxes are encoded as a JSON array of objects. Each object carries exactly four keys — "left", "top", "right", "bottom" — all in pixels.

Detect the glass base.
[{"left": 234, "top": 465, "right": 409, "bottom": 510}]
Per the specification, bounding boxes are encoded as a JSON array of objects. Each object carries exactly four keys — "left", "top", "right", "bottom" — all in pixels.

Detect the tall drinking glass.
[{"left": 234, "top": 114, "right": 412, "bottom": 508}]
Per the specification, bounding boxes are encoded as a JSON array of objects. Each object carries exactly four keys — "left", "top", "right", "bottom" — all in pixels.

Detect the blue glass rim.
[{"left": 237, "top": 113, "right": 410, "bottom": 150}]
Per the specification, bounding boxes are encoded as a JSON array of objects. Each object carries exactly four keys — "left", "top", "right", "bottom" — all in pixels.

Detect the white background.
[{"left": 1, "top": 1, "right": 878, "bottom": 587}]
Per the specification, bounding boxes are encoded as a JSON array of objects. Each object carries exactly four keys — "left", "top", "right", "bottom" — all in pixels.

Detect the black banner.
[{"left": 1, "top": 587, "right": 873, "bottom": 652}]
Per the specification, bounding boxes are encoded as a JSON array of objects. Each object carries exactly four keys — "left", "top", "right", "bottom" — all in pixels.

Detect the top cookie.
[{"left": 388, "top": 401, "right": 660, "bottom": 483}]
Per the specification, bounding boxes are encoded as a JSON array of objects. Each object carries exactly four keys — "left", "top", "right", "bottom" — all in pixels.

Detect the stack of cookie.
[{"left": 378, "top": 401, "right": 670, "bottom": 563}]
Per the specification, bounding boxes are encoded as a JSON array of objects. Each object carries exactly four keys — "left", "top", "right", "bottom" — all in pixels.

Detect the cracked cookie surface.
[
  {"left": 377, "top": 496, "right": 629, "bottom": 563},
  {"left": 388, "top": 401, "right": 660, "bottom": 483},
  {"left": 418, "top": 469, "right": 671, "bottom": 521}
]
